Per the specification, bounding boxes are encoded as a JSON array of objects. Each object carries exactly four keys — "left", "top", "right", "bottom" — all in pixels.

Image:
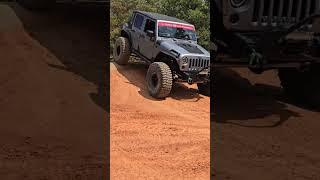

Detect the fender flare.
[{"left": 120, "top": 29, "right": 132, "bottom": 45}]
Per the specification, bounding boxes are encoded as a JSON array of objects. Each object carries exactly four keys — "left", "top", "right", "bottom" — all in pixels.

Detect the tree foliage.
[{"left": 110, "top": 0, "right": 209, "bottom": 50}]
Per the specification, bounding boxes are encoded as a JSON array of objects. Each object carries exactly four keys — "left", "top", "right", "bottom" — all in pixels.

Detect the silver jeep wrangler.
[{"left": 113, "top": 10, "right": 210, "bottom": 99}]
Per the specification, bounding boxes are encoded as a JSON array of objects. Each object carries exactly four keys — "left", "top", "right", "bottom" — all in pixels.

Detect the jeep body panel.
[
  {"left": 126, "top": 11, "right": 210, "bottom": 74},
  {"left": 156, "top": 39, "right": 210, "bottom": 72},
  {"left": 121, "top": 10, "right": 210, "bottom": 83}
]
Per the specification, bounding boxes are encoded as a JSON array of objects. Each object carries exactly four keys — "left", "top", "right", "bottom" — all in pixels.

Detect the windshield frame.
[{"left": 157, "top": 20, "right": 197, "bottom": 41}]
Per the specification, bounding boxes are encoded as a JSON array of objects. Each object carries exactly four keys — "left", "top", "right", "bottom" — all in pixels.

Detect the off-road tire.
[
  {"left": 18, "top": 0, "right": 54, "bottom": 10},
  {"left": 197, "top": 82, "right": 210, "bottom": 96},
  {"left": 146, "top": 62, "right": 173, "bottom": 99},
  {"left": 113, "top": 37, "right": 130, "bottom": 65},
  {"left": 278, "top": 64, "right": 320, "bottom": 107}
]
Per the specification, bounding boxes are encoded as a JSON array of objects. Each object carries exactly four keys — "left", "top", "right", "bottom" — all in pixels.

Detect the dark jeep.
[
  {"left": 212, "top": 0, "right": 320, "bottom": 106},
  {"left": 113, "top": 11, "right": 210, "bottom": 99}
]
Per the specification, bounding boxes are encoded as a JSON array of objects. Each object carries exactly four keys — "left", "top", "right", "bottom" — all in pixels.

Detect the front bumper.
[{"left": 176, "top": 68, "right": 210, "bottom": 84}]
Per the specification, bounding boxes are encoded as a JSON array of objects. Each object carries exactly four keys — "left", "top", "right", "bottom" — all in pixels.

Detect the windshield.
[{"left": 158, "top": 21, "right": 197, "bottom": 41}]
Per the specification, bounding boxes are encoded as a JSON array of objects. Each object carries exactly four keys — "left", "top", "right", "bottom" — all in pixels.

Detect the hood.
[{"left": 157, "top": 39, "right": 210, "bottom": 57}]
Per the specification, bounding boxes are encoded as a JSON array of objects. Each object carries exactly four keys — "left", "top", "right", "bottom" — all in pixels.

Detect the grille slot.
[
  {"left": 251, "top": 0, "right": 320, "bottom": 26},
  {"left": 187, "top": 58, "right": 209, "bottom": 70}
]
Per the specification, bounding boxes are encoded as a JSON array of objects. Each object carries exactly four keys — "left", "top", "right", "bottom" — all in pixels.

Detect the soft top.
[{"left": 133, "top": 10, "right": 192, "bottom": 25}]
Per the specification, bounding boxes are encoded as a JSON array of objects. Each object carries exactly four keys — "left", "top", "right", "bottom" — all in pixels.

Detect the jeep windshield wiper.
[
  {"left": 174, "top": 36, "right": 188, "bottom": 40},
  {"left": 174, "top": 34, "right": 193, "bottom": 41}
]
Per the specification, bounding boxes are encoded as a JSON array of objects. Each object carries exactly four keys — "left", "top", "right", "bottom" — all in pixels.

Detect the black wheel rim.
[
  {"left": 151, "top": 74, "right": 159, "bottom": 88},
  {"left": 116, "top": 46, "right": 121, "bottom": 56}
]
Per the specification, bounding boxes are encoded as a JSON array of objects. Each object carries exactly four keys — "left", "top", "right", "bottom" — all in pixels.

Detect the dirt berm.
[{"left": 0, "top": 3, "right": 106, "bottom": 179}]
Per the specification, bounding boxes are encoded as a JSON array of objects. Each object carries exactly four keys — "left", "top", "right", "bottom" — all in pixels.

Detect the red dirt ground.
[{"left": 110, "top": 62, "right": 210, "bottom": 179}]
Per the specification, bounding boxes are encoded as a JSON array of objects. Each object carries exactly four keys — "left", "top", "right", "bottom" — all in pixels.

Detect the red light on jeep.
[{"left": 158, "top": 21, "right": 195, "bottom": 31}]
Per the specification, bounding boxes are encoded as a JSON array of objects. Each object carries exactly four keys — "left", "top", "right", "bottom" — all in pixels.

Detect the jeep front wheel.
[
  {"left": 113, "top": 37, "right": 130, "bottom": 65},
  {"left": 146, "top": 62, "right": 173, "bottom": 99},
  {"left": 197, "top": 82, "right": 210, "bottom": 96},
  {"left": 278, "top": 64, "right": 320, "bottom": 107},
  {"left": 18, "top": 0, "right": 54, "bottom": 10}
]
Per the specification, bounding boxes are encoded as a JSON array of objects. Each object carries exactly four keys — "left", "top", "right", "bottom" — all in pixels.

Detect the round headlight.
[
  {"left": 182, "top": 57, "right": 188, "bottom": 64},
  {"left": 230, "top": 0, "right": 247, "bottom": 8}
]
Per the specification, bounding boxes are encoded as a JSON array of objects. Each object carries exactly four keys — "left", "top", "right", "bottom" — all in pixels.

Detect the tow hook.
[{"left": 187, "top": 77, "right": 193, "bottom": 85}]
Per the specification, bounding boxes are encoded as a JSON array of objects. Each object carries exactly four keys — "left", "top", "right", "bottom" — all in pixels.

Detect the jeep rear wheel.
[
  {"left": 146, "top": 62, "right": 173, "bottom": 99},
  {"left": 18, "top": 0, "right": 54, "bottom": 10},
  {"left": 278, "top": 64, "right": 320, "bottom": 107},
  {"left": 197, "top": 82, "right": 210, "bottom": 96},
  {"left": 113, "top": 37, "right": 130, "bottom": 65}
]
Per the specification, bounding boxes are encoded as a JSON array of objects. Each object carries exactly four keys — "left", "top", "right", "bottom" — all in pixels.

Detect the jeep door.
[
  {"left": 140, "top": 18, "right": 156, "bottom": 60},
  {"left": 131, "top": 13, "right": 145, "bottom": 51}
]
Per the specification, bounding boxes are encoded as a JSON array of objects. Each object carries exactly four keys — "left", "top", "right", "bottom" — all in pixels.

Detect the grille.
[
  {"left": 252, "top": 0, "right": 319, "bottom": 26},
  {"left": 187, "top": 58, "right": 210, "bottom": 71}
]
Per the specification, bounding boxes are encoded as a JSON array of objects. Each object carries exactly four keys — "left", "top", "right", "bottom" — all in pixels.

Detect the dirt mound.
[
  {"left": 0, "top": 3, "right": 106, "bottom": 179},
  {"left": 110, "top": 62, "right": 210, "bottom": 179},
  {"left": 0, "top": 4, "right": 23, "bottom": 31}
]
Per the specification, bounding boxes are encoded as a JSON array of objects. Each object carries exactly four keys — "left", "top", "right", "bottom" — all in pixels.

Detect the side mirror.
[
  {"left": 146, "top": 30, "right": 155, "bottom": 41},
  {"left": 146, "top": 30, "right": 155, "bottom": 37}
]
